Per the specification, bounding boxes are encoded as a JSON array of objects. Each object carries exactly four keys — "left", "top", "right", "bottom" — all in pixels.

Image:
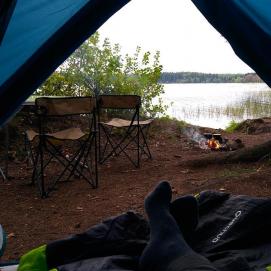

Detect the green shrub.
[
  {"left": 225, "top": 120, "right": 241, "bottom": 132},
  {"left": 38, "top": 32, "right": 167, "bottom": 118}
]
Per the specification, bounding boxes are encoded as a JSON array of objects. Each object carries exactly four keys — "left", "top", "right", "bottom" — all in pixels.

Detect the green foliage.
[
  {"left": 38, "top": 32, "right": 166, "bottom": 117},
  {"left": 175, "top": 119, "right": 187, "bottom": 130},
  {"left": 158, "top": 116, "right": 187, "bottom": 129},
  {"left": 225, "top": 120, "right": 242, "bottom": 133}
]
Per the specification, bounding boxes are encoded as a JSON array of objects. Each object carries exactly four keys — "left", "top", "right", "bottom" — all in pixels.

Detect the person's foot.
[
  {"left": 139, "top": 181, "right": 192, "bottom": 271},
  {"left": 144, "top": 181, "right": 172, "bottom": 215}
]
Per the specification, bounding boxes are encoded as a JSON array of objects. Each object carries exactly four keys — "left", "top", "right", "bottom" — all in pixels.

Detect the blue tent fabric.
[
  {"left": 0, "top": 0, "right": 130, "bottom": 127},
  {"left": 0, "top": 0, "right": 17, "bottom": 44},
  {"left": 1, "top": 0, "right": 271, "bottom": 127},
  {"left": 191, "top": 0, "right": 271, "bottom": 88}
]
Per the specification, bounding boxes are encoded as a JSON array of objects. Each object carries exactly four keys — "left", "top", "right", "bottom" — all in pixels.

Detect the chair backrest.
[
  {"left": 98, "top": 95, "right": 141, "bottom": 109},
  {"left": 35, "top": 96, "right": 96, "bottom": 116}
]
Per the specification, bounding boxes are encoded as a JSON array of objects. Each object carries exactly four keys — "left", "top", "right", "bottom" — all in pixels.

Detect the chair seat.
[
  {"left": 48, "top": 127, "right": 86, "bottom": 140},
  {"left": 25, "top": 129, "right": 38, "bottom": 141},
  {"left": 26, "top": 127, "right": 86, "bottom": 141},
  {"left": 101, "top": 118, "right": 153, "bottom": 128}
]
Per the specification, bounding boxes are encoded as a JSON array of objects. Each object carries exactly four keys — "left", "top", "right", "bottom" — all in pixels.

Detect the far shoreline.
[{"left": 159, "top": 71, "right": 262, "bottom": 84}]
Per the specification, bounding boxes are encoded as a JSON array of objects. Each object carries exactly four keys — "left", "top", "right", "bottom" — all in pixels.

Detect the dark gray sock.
[{"left": 139, "top": 181, "right": 193, "bottom": 271}]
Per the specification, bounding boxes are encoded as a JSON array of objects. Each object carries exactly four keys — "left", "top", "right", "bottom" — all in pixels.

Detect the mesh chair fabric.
[
  {"left": 98, "top": 95, "right": 141, "bottom": 109},
  {"left": 36, "top": 97, "right": 96, "bottom": 116},
  {"left": 101, "top": 118, "right": 153, "bottom": 128}
]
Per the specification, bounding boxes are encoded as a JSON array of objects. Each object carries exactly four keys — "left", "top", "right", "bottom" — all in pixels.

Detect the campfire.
[
  {"left": 204, "top": 133, "right": 225, "bottom": 151},
  {"left": 199, "top": 133, "right": 244, "bottom": 151},
  {"left": 207, "top": 138, "right": 221, "bottom": 150},
  {"left": 181, "top": 127, "right": 244, "bottom": 152}
]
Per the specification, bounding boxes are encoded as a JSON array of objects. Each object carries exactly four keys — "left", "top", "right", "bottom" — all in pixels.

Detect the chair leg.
[
  {"left": 43, "top": 134, "right": 98, "bottom": 193},
  {"left": 0, "top": 167, "right": 6, "bottom": 181},
  {"left": 66, "top": 141, "right": 90, "bottom": 182},
  {"left": 140, "top": 125, "right": 152, "bottom": 159},
  {"left": 94, "top": 130, "right": 98, "bottom": 188},
  {"left": 38, "top": 136, "right": 47, "bottom": 198},
  {"left": 104, "top": 126, "right": 139, "bottom": 167},
  {"left": 120, "top": 124, "right": 152, "bottom": 165},
  {"left": 99, "top": 125, "right": 118, "bottom": 163},
  {"left": 78, "top": 134, "right": 98, "bottom": 188},
  {"left": 31, "top": 147, "right": 39, "bottom": 185},
  {"left": 45, "top": 141, "right": 87, "bottom": 193},
  {"left": 137, "top": 124, "right": 140, "bottom": 168},
  {"left": 101, "top": 125, "right": 141, "bottom": 167}
]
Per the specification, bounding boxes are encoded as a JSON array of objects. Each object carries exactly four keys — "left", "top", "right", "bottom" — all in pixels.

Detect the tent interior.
[{"left": 1, "top": 1, "right": 271, "bottom": 270}]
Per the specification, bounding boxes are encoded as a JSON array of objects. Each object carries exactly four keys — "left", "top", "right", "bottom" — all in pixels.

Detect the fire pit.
[
  {"left": 181, "top": 126, "right": 244, "bottom": 152},
  {"left": 203, "top": 133, "right": 227, "bottom": 150},
  {"left": 199, "top": 133, "right": 244, "bottom": 151}
]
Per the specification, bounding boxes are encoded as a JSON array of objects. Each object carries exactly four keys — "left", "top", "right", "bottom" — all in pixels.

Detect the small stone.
[
  {"left": 8, "top": 233, "right": 16, "bottom": 238},
  {"left": 74, "top": 223, "right": 81, "bottom": 229}
]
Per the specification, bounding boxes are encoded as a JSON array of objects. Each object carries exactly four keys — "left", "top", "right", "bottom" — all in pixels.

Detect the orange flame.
[{"left": 207, "top": 138, "right": 221, "bottom": 150}]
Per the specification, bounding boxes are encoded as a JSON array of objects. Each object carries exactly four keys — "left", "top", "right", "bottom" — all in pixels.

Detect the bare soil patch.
[{"left": 1, "top": 118, "right": 271, "bottom": 260}]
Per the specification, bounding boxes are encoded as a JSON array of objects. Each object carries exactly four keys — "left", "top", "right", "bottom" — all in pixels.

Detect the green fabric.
[
  {"left": 266, "top": 266, "right": 271, "bottom": 271},
  {"left": 18, "top": 245, "right": 48, "bottom": 271}
]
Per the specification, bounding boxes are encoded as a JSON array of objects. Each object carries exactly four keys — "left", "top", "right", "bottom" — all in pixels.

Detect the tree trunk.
[{"left": 186, "top": 140, "right": 271, "bottom": 168}]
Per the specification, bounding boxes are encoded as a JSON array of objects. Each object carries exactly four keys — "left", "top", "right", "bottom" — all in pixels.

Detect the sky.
[{"left": 99, "top": 0, "right": 254, "bottom": 74}]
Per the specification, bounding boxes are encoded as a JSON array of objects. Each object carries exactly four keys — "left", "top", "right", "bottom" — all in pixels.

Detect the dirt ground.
[{"left": 2, "top": 118, "right": 271, "bottom": 261}]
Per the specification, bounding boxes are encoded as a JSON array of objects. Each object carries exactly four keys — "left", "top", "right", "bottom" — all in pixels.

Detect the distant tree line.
[{"left": 159, "top": 72, "right": 263, "bottom": 84}]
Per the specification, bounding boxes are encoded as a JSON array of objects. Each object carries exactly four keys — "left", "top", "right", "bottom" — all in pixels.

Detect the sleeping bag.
[{"left": 18, "top": 191, "right": 271, "bottom": 271}]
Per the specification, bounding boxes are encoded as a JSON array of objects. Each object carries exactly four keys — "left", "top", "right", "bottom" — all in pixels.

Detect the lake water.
[{"left": 162, "top": 83, "right": 271, "bottom": 129}]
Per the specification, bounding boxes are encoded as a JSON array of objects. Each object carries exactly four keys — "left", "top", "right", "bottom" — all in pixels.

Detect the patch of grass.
[
  {"left": 217, "top": 167, "right": 255, "bottom": 179},
  {"left": 149, "top": 116, "right": 187, "bottom": 139},
  {"left": 157, "top": 116, "right": 187, "bottom": 128},
  {"left": 176, "top": 119, "right": 187, "bottom": 130},
  {"left": 157, "top": 115, "right": 174, "bottom": 122},
  {"left": 225, "top": 120, "right": 242, "bottom": 133}
]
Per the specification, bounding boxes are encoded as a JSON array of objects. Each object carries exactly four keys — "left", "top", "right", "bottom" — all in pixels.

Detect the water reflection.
[{"left": 163, "top": 83, "right": 271, "bottom": 129}]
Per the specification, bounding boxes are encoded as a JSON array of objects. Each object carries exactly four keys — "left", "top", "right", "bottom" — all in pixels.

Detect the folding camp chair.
[
  {"left": 98, "top": 95, "right": 153, "bottom": 168},
  {"left": 25, "top": 97, "right": 98, "bottom": 198}
]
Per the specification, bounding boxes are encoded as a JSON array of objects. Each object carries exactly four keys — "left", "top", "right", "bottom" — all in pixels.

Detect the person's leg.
[{"left": 139, "top": 181, "right": 217, "bottom": 271}]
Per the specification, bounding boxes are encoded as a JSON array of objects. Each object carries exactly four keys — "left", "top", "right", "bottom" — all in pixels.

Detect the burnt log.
[{"left": 186, "top": 140, "right": 271, "bottom": 168}]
